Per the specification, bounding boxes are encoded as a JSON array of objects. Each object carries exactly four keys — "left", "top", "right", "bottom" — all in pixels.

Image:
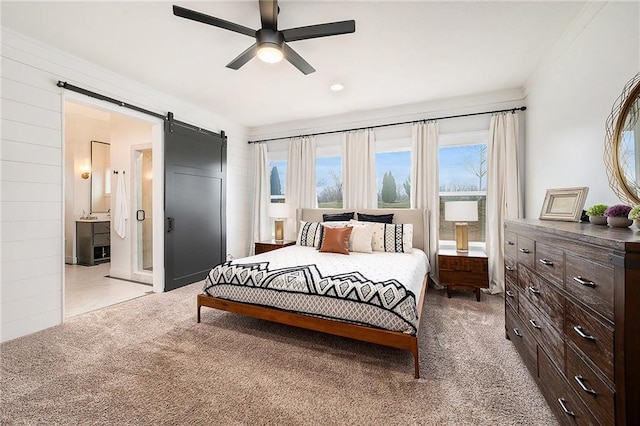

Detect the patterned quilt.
[{"left": 203, "top": 246, "right": 429, "bottom": 334}]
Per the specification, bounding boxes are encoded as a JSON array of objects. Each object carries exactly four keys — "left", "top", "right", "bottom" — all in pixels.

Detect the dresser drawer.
[
  {"left": 519, "top": 295, "right": 564, "bottom": 372},
  {"left": 566, "top": 344, "right": 615, "bottom": 426},
  {"left": 565, "top": 254, "right": 614, "bottom": 323},
  {"left": 517, "top": 236, "right": 535, "bottom": 268},
  {"left": 565, "top": 301, "right": 614, "bottom": 383},
  {"left": 505, "top": 278, "right": 518, "bottom": 312},
  {"left": 505, "top": 256, "right": 517, "bottom": 287},
  {"left": 535, "top": 242, "right": 565, "bottom": 287},
  {"left": 538, "top": 349, "right": 599, "bottom": 426},
  {"left": 505, "top": 230, "right": 517, "bottom": 258},
  {"left": 506, "top": 305, "right": 537, "bottom": 378},
  {"left": 519, "top": 266, "right": 564, "bottom": 331}
]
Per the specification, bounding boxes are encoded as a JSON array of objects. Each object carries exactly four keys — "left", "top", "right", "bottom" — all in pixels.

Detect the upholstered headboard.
[{"left": 297, "top": 208, "right": 429, "bottom": 252}]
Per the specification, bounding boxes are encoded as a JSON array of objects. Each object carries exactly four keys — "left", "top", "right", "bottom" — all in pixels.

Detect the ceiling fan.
[{"left": 173, "top": 1, "right": 355, "bottom": 75}]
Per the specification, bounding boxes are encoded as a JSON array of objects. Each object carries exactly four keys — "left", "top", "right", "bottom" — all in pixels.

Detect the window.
[
  {"left": 438, "top": 132, "right": 488, "bottom": 246},
  {"left": 376, "top": 138, "right": 411, "bottom": 208},
  {"left": 316, "top": 156, "right": 342, "bottom": 208},
  {"left": 268, "top": 142, "right": 288, "bottom": 203}
]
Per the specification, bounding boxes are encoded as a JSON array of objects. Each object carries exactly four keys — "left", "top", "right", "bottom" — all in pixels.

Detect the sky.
[{"left": 269, "top": 143, "right": 486, "bottom": 196}]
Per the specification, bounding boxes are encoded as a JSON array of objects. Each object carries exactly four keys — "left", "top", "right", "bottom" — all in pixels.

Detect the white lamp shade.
[
  {"left": 445, "top": 201, "right": 478, "bottom": 222},
  {"left": 268, "top": 203, "right": 291, "bottom": 219}
]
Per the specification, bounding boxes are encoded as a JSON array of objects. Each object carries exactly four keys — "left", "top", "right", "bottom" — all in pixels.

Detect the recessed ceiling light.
[{"left": 330, "top": 83, "right": 344, "bottom": 92}]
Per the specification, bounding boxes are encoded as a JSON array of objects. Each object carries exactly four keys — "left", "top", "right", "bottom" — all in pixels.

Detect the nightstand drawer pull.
[
  {"left": 573, "top": 325, "right": 596, "bottom": 341},
  {"left": 506, "top": 240, "right": 515, "bottom": 246},
  {"left": 506, "top": 290, "right": 515, "bottom": 298},
  {"left": 528, "top": 286, "right": 540, "bottom": 295},
  {"left": 558, "top": 398, "right": 576, "bottom": 417},
  {"left": 529, "top": 319, "right": 541, "bottom": 329},
  {"left": 539, "top": 258, "right": 554, "bottom": 266},
  {"left": 574, "top": 375, "right": 597, "bottom": 395},
  {"left": 505, "top": 265, "right": 514, "bottom": 271},
  {"left": 519, "top": 248, "right": 531, "bottom": 254},
  {"left": 513, "top": 328, "right": 523, "bottom": 337},
  {"left": 572, "top": 276, "right": 595, "bottom": 288}
]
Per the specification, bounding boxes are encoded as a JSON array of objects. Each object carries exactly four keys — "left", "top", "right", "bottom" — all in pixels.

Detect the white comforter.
[{"left": 204, "top": 245, "right": 430, "bottom": 334}]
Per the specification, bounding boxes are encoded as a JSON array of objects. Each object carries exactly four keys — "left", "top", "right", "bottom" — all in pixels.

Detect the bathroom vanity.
[{"left": 76, "top": 220, "right": 111, "bottom": 266}]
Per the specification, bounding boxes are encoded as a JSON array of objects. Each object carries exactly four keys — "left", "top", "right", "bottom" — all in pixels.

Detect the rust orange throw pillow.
[{"left": 319, "top": 226, "right": 353, "bottom": 255}]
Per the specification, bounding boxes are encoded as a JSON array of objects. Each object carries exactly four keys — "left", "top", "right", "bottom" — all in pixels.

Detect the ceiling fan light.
[{"left": 257, "top": 45, "right": 283, "bottom": 64}]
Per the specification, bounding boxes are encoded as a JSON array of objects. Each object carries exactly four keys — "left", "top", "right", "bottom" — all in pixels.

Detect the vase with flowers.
[
  {"left": 629, "top": 205, "right": 640, "bottom": 228},
  {"left": 604, "top": 204, "right": 633, "bottom": 228},
  {"left": 585, "top": 204, "right": 608, "bottom": 225}
]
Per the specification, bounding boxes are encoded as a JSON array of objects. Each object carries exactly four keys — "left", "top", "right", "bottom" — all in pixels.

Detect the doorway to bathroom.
[{"left": 63, "top": 98, "right": 163, "bottom": 318}]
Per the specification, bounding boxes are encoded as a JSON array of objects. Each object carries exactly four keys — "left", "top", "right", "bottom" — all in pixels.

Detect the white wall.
[
  {"left": 524, "top": 2, "right": 640, "bottom": 218},
  {"left": 0, "top": 27, "right": 252, "bottom": 342}
]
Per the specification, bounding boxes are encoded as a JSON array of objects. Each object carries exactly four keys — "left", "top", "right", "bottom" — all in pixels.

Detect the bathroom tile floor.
[{"left": 65, "top": 263, "right": 152, "bottom": 318}]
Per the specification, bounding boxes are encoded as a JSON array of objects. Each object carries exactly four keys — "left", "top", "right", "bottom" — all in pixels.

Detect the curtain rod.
[{"left": 248, "top": 106, "right": 526, "bottom": 144}]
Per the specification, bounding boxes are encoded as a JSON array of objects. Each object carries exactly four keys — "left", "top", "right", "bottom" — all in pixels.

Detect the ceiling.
[{"left": 1, "top": 1, "right": 587, "bottom": 129}]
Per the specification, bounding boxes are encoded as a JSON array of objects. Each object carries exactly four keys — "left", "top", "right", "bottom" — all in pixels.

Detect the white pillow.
[{"left": 348, "top": 223, "right": 374, "bottom": 253}]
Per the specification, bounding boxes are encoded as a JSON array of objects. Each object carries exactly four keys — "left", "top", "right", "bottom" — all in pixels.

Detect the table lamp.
[
  {"left": 445, "top": 201, "right": 478, "bottom": 252},
  {"left": 268, "top": 203, "right": 290, "bottom": 241}
]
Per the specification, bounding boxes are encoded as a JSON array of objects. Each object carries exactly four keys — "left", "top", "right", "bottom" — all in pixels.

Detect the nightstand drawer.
[
  {"left": 255, "top": 240, "right": 296, "bottom": 255},
  {"left": 439, "top": 256, "right": 487, "bottom": 273}
]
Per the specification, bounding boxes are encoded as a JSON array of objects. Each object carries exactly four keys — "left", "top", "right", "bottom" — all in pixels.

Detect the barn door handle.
[
  {"left": 136, "top": 210, "right": 145, "bottom": 221},
  {"left": 167, "top": 217, "right": 174, "bottom": 232}
]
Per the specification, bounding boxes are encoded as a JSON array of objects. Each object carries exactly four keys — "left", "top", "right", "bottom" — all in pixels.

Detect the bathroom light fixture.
[{"left": 330, "top": 83, "right": 344, "bottom": 91}]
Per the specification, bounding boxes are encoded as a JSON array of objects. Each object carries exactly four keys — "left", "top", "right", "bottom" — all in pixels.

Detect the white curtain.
[
  {"left": 342, "top": 129, "right": 377, "bottom": 209},
  {"left": 486, "top": 112, "right": 522, "bottom": 294},
  {"left": 285, "top": 136, "right": 317, "bottom": 240},
  {"left": 251, "top": 143, "right": 271, "bottom": 255},
  {"left": 410, "top": 121, "right": 440, "bottom": 281}
]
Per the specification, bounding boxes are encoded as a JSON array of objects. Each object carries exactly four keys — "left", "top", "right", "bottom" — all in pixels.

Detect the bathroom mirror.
[
  {"left": 605, "top": 72, "right": 640, "bottom": 205},
  {"left": 91, "top": 140, "right": 111, "bottom": 213}
]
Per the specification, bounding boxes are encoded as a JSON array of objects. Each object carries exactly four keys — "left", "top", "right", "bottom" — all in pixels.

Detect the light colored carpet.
[{"left": 1, "top": 283, "right": 557, "bottom": 425}]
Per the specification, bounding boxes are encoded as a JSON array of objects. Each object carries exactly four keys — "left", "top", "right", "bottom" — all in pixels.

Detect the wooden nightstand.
[
  {"left": 255, "top": 240, "right": 296, "bottom": 255},
  {"left": 438, "top": 248, "right": 489, "bottom": 302}
]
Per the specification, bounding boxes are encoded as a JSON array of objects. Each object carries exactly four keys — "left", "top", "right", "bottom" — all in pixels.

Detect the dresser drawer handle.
[
  {"left": 573, "top": 325, "right": 596, "bottom": 341},
  {"left": 513, "top": 328, "right": 523, "bottom": 337},
  {"left": 519, "top": 248, "right": 531, "bottom": 254},
  {"left": 506, "top": 290, "right": 515, "bottom": 298},
  {"left": 574, "top": 375, "right": 597, "bottom": 395},
  {"left": 505, "top": 265, "right": 514, "bottom": 271},
  {"left": 539, "top": 258, "right": 554, "bottom": 266},
  {"left": 572, "top": 276, "right": 595, "bottom": 288},
  {"left": 529, "top": 319, "right": 541, "bottom": 329},
  {"left": 528, "top": 286, "right": 540, "bottom": 295},
  {"left": 558, "top": 398, "right": 576, "bottom": 417},
  {"left": 506, "top": 240, "right": 515, "bottom": 246}
]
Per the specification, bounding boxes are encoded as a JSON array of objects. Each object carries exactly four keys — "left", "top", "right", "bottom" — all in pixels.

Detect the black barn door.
[{"left": 164, "top": 119, "right": 226, "bottom": 291}]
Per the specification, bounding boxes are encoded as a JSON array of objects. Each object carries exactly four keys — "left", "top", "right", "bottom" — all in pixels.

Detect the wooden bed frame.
[{"left": 197, "top": 208, "right": 430, "bottom": 378}]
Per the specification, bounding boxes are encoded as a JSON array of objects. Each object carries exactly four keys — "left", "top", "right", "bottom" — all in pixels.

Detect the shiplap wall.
[{"left": 0, "top": 27, "right": 252, "bottom": 342}]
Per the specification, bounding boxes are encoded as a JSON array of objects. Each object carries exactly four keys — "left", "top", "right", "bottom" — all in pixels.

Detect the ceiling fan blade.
[
  {"left": 259, "top": 0, "right": 278, "bottom": 30},
  {"left": 283, "top": 44, "right": 315, "bottom": 75},
  {"left": 226, "top": 44, "right": 258, "bottom": 70},
  {"left": 282, "top": 20, "right": 355, "bottom": 42},
  {"left": 173, "top": 5, "right": 255, "bottom": 37}
]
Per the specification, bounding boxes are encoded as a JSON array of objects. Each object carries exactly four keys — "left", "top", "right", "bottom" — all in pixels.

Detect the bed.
[{"left": 197, "top": 208, "right": 430, "bottom": 378}]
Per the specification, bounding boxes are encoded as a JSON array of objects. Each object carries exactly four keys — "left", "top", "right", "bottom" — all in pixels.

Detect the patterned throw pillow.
[
  {"left": 296, "top": 221, "right": 324, "bottom": 248},
  {"left": 371, "top": 223, "right": 413, "bottom": 253}
]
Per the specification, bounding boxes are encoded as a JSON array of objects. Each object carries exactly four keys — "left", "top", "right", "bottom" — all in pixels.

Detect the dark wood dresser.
[{"left": 504, "top": 219, "right": 640, "bottom": 425}]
